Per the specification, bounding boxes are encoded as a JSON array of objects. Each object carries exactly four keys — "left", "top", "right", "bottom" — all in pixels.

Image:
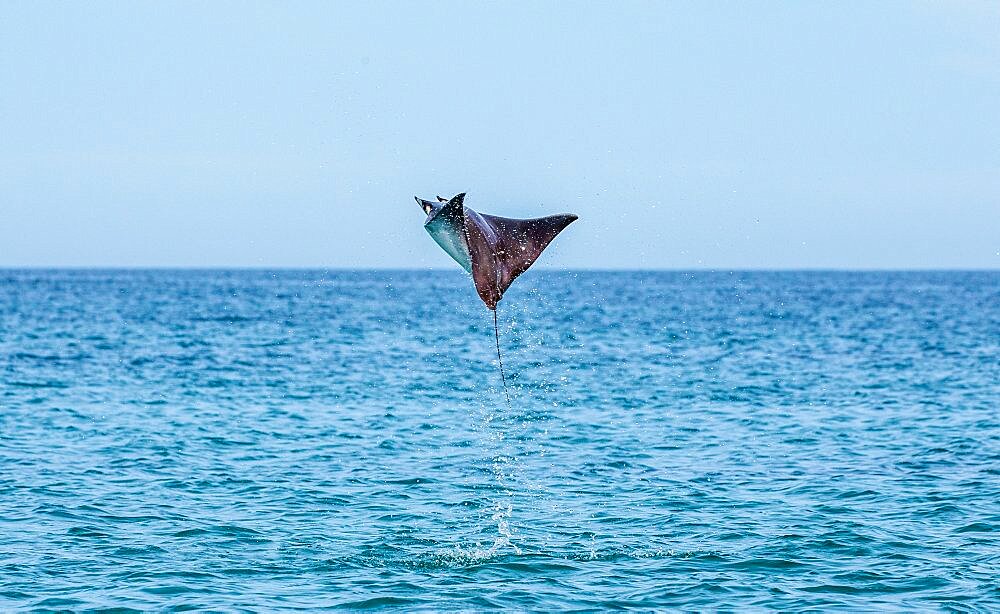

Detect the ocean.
[{"left": 1, "top": 269, "right": 998, "bottom": 610}]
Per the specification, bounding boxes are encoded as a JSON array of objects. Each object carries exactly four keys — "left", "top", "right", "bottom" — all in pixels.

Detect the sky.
[{"left": 1, "top": 1, "right": 998, "bottom": 269}]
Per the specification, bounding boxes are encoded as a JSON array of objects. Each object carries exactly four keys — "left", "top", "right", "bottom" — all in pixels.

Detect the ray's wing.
[
  {"left": 467, "top": 212, "right": 578, "bottom": 309},
  {"left": 437, "top": 192, "right": 466, "bottom": 222},
  {"left": 485, "top": 213, "right": 578, "bottom": 280}
]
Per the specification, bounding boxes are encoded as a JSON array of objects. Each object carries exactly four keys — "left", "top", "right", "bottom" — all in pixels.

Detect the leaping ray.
[{"left": 415, "top": 192, "right": 578, "bottom": 402}]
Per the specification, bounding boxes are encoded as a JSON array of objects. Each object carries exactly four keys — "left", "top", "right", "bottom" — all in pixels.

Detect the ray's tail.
[{"left": 493, "top": 308, "right": 512, "bottom": 406}]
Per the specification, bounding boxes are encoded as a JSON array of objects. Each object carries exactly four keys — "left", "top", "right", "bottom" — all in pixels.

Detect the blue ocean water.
[{"left": 1, "top": 269, "right": 998, "bottom": 610}]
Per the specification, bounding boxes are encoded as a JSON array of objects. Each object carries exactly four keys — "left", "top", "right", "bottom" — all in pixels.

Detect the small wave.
[
  {"left": 7, "top": 380, "right": 69, "bottom": 389},
  {"left": 335, "top": 596, "right": 431, "bottom": 609},
  {"left": 955, "top": 522, "right": 995, "bottom": 533},
  {"left": 190, "top": 315, "right": 258, "bottom": 323}
]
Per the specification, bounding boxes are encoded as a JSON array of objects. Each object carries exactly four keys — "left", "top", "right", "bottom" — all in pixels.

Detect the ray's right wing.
[{"left": 481, "top": 212, "right": 578, "bottom": 300}]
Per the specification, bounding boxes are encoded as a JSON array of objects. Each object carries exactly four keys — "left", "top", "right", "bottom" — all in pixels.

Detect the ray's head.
[{"left": 414, "top": 194, "right": 464, "bottom": 225}]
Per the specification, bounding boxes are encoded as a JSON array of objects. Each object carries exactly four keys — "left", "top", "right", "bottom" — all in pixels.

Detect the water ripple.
[{"left": 1, "top": 270, "right": 998, "bottom": 609}]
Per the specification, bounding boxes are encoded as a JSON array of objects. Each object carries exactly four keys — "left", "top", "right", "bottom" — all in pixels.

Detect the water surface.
[{"left": 1, "top": 270, "right": 998, "bottom": 610}]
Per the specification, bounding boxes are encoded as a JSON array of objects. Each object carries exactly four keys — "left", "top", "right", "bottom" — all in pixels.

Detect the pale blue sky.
[{"left": 1, "top": 1, "right": 997, "bottom": 268}]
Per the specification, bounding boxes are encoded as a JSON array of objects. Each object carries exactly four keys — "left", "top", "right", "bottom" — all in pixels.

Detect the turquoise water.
[{"left": 2, "top": 269, "right": 998, "bottom": 610}]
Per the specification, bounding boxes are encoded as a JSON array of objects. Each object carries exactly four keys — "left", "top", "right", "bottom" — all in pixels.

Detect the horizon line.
[{"left": 2, "top": 266, "right": 998, "bottom": 273}]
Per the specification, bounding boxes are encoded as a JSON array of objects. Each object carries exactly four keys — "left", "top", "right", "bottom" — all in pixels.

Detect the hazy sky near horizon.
[{"left": 1, "top": 1, "right": 998, "bottom": 269}]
